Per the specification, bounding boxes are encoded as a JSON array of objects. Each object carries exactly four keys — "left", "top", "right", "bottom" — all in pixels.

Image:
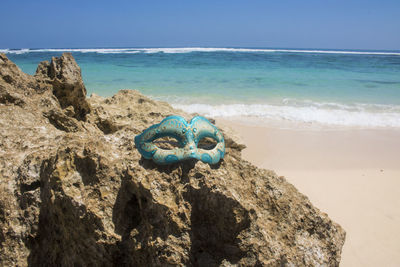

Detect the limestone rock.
[
  {"left": 0, "top": 53, "right": 345, "bottom": 266},
  {"left": 35, "top": 53, "right": 91, "bottom": 120}
]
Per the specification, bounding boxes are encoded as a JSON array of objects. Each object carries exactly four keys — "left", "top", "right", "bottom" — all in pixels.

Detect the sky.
[{"left": 1, "top": 0, "right": 399, "bottom": 50}]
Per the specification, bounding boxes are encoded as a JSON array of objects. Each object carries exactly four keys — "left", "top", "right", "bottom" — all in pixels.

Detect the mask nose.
[{"left": 187, "top": 144, "right": 199, "bottom": 160}]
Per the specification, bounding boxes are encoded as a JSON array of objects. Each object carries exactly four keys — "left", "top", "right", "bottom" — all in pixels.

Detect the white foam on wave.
[
  {"left": 141, "top": 47, "right": 400, "bottom": 56},
  {"left": 2, "top": 47, "right": 400, "bottom": 56},
  {"left": 281, "top": 98, "right": 400, "bottom": 112},
  {"left": 0, "top": 48, "right": 31, "bottom": 54},
  {"left": 172, "top": 102, "right": 400, "bottom": 128},
  {"left": 0, "top": 48, "right": 138, "bottom": 54}
]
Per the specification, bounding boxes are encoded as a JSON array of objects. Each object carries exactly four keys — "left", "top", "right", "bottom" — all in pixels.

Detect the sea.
[{"left": 2, "top": 47, "right": 400, "bottom": 128}]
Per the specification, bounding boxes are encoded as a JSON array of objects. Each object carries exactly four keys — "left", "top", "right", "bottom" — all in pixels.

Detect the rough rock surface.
[{"left": 0, "top": 53, "right": 345, "bottom": 266}]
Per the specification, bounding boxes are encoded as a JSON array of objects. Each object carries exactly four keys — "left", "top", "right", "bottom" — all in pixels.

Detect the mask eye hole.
[
  {"left": 153, "top": 137, "right": 182, "bottom": 150},
  {"left": 197, "top": 137, "right": 217, "bottom": 150}
]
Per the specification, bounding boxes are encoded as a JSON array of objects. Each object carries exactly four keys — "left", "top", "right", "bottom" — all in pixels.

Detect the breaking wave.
[
  {"left": 1, "top": 47, "right": 399, "bottom": 56},
  {"left": 172, "top": 101, "right": 400, "bottom": 128}
]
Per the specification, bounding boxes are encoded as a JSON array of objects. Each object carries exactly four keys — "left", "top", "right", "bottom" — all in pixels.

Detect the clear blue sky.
[{"left": 1, "top": 0, "right": 399, "bottom": 50}]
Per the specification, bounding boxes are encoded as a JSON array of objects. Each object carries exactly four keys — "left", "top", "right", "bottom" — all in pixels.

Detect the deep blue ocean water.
[{"left": 3, "top": 47, "right": 400, "bottom": 127}]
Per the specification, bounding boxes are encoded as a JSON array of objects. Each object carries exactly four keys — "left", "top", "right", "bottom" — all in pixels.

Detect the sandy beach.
[{"left": 217, "top": 118, "right": 400, "bottom": 266}]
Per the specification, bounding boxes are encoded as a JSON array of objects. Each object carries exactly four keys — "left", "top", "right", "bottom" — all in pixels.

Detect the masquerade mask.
[{"left": 135, "top": 115, "right": 225, "bottom": 165}]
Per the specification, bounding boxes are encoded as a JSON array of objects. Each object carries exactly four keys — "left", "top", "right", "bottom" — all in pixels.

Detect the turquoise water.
[{"left": 3, "top": 48, "right": 400, "bottom": 127}]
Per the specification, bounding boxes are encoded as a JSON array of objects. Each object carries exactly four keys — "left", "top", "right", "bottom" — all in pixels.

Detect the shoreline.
[{"left": 216, "top": 117, "right": 400, "bottom": 266}]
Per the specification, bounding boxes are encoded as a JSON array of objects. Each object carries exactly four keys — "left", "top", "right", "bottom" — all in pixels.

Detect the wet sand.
[{"left": 217, "top": 118, "right": 400, "bottom": 266}]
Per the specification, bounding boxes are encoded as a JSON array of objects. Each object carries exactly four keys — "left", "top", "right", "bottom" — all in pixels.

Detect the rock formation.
[{"left": 0, "top": 53, "right": 345, "bottom": 266}]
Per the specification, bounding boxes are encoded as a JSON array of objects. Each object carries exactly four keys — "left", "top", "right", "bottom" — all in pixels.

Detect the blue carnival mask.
[{"left": 135, "top": 115, "right": 225, "bottom": 165}]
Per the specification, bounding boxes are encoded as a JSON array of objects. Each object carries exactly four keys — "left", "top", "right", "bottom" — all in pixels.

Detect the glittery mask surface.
[{"left": 134, "top": 115, "right": 225, "bottom": 165}]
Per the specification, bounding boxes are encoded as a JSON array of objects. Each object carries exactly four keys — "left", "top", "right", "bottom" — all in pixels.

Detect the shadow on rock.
[
  {"left": 27, "top": 159, "right": 120, "bottom": 266},
  {"left": 139, "top": 157, "right": 197, "bottom": 174},
  {"left": 139, "top": 157, "right": 198, "bottom": 184},
  {"left": 112, "top": 170, "right": 181, "bottom": 266},
  {"left": 184, "top": 184, "right": 251, "bottom": 266}
]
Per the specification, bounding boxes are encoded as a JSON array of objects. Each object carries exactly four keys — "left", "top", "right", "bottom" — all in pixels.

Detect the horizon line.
[{"left": 1, "top": 46, "right": 400, "bottom": 52}]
